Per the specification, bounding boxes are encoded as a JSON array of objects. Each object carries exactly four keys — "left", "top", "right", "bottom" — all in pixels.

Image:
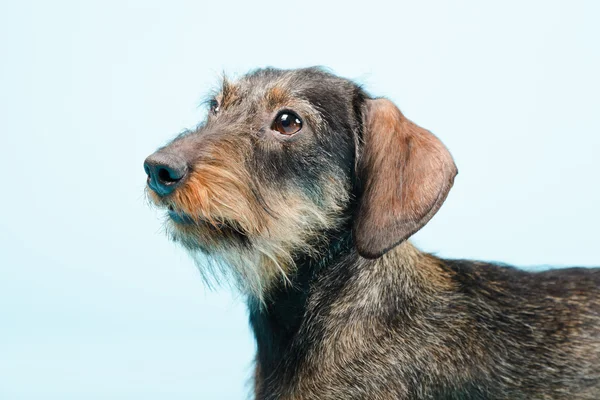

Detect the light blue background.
[{"left": 1, "top": 1, "right": 599, "bottom": 399}]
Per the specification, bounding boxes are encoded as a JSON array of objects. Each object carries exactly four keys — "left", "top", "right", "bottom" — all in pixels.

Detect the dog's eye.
[
  {"left": 209, "top": 99, "right": 220, "bottom": 115},
  {"left": 272, "top": 112, "right": 302, "bottom": 135}
]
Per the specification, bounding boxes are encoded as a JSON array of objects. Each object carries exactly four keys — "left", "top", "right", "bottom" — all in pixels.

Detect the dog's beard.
[
  {"left": 166, "top": 218, "right": 292, "bottom": 301},
  {"left": 163, "top": 178, "right": 351, "bottom": 302}
]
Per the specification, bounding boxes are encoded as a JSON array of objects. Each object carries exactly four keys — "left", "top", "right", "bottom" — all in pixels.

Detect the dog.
[{"left": 144, "top": 67, "right": 600, "bottom": 399}]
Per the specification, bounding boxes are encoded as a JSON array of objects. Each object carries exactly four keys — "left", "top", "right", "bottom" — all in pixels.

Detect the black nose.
[{"left": 144, "top": 152, "right": 188, "bottom": 196}]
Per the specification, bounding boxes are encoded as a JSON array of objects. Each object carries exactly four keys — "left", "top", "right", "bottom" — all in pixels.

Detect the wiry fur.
[
  {"left": 144, "top": 67, "right": 600, "bottom": 399},
  {"left": 253, "top": 240, "right": 600, "bottom": 399},
  {"left": 148, "top": 166, "right": 349, "bottom": 299}
]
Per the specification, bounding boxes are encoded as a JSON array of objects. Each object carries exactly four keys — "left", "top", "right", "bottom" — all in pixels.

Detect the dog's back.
[{"left": 441, "top": 259, "right": 600, "bottom": 398}]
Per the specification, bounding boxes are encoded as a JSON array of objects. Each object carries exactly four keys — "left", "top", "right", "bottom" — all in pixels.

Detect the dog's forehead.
[
  {"left": 236, "top": 68, "right": 324, "bottom": 94},
  {"left": 218, "top": 68, "right": 355, "bottom": 111}
]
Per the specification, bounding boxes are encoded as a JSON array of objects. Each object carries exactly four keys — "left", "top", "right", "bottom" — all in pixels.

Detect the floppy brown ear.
[{"left": 353, "top": 98, "right": 458, "bottom": 259}]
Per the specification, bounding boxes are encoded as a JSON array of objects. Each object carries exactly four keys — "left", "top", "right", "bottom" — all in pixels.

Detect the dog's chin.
[{"left": 165, "top": 210, "right": 270, "bottom": 298}]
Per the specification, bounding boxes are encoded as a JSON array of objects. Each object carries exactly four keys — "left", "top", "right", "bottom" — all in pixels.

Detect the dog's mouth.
[
  {"left": 167, "top": 206, "right": 248, "bottom": 239},
  {"left": 167, "top": 206, "right": 196, "bottom": 225}
]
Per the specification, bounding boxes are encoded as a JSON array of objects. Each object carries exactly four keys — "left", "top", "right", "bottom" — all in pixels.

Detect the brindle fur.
[{"left": 144, "top": 67, "right": 600, "bottom": 399}]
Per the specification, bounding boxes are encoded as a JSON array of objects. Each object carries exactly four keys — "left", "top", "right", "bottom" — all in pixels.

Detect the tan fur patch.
[
  {"left": 219, "top": 77, "right": 240, "bottom": 109},
  {"left": 265, "top": 85, "right": 292, "bottom": 109}
]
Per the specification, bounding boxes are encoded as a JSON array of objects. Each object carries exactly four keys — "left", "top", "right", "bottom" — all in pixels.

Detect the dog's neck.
[
  {"left": 247, "top": 229, "right": 353, "bottom": 372},
  {"left": 247, "top": 231, "right": 448, "bottom": 380}
]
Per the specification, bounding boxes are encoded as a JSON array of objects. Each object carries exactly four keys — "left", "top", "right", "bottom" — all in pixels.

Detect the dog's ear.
[{"left": 353, "top": 98, "right": 457, "bottom": 259}]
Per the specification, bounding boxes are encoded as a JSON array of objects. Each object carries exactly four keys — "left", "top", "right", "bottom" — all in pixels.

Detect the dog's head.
[{"left": 144, "top": 67, "right": 457, "bottom": 297}]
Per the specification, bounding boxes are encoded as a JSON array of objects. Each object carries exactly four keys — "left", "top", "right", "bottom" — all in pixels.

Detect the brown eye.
[{"left": 272, "top": 112, "right": 302, "bottom": 135}]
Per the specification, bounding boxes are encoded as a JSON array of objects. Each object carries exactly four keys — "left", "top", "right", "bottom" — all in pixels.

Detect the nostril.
[{"left": 158, "top": 167, "right": 182, "bottom": 184}]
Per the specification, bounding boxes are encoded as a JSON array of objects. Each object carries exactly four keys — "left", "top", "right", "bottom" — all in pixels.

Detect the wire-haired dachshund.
[{"left": 144, "top": 67, "right": 600, "bottom": 399}]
